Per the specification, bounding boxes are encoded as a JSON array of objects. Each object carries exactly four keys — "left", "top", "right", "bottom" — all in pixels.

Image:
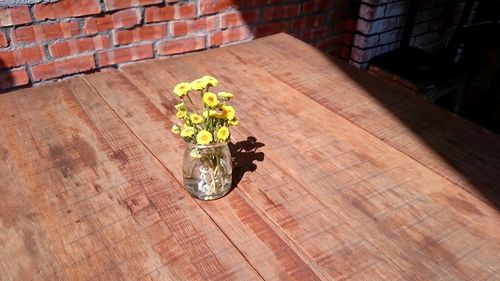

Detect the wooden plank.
[
  {"left": 0, "top": 79, "right": 261, "bottom": 280},
  {"left": 226, "top": 33, "right": 500, "bottom": 208},
  {"left": 0, "top": 91, "right": 68, "bottom": 281},
  {"left": 82, "top": 70, "right": 328, "bottom": 281},
  {"left": 115, "top": 38, "right": 500, "bottom": 281}
]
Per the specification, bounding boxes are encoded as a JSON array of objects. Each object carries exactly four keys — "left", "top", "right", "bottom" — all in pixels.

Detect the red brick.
[
  {"left": 316, "top": 36, "right": 342, "bottom": 51},
  {"left": 200, "top": 0, "right": 279, "bottom": 14},
  {"left": 291, "top": 15, "right": 325, "bottom": 30},
  {"left": 49, "top": 35, "right": 112, "bottom": 58},
  {"left": 344, "top": 19, "right": 356, "bottom": 32},
  {"left": 113, "top": 25, "right": 166, "bottom": 45},
  {"left": 342, "top": 32, "right": 353, "bottom": 46},
  {"left": 98, "top": 44, "right": 153, "bottom": 67},
  {"left": 335, "top": 20, "right": 345, "bottom": 34},
  {"left": 331, "top": 9, "right": 347, "bottom": 23},
  {"left": 34, "top": 0, "right": 101, "bottom": 20},
  {"left": 11, "top": 21, "right": 80, "bottom": 44},
  {"left": 234, "top": 0, "right": 283, "bottom": 8},
  {"left": 352, "top": 34, "right": 377, "bottom": 49},
  {"left": 145, "top": 3, "right": 196, "bottom": 23},
  {"left": 300, "top": 26, "right": 334, "bottom": 41},
  {"left": 0, "top": 6, "right": 31, "bottom": 27},
  {"left": 0, "top": 32, "right": 8, "bottom": 48},
  {"left": 329, "top": 48, "right": 340, "bottom": 57},
  {"left": 340, "top": 46, "right": 351, "bottom": 59},
  {"left": 337, "top": 0, "right": 349, "bottom": 8},
  {"left": 157, "top": 36, "right": 206, "bottom": 55},
  {"left": 31, "top": 55, "right": 96, "bottom": 82},
  {"left": 221, "top": 9, "right": 260, "bottom": 29},
  {"left": 104, "top": 0, "right": 162, "bottom": 11},
  {"left": 170, "top": 17, "right": 217, "bottom": 37},
  {"left": 303, "top": 0, "right": 334, "bottom": 14},
  {"left": 359, "top": 3, "right": 385, "bottom": 20},
  {"left": 0, "top": 46, "right": 45, "bottom": 68},
  {"left": 350, "top": 46, "right": 376, "bottom": 63},
  {"left": 84, "top": 9, "right": 140, "bottom": 34},
  {"left": 200, "top": 0, "right": 237, "bottom": 15},
  {"left": 210, "top": 26, "right": 251, "bottom": 46},
  {"left": 0, "top": 67, "right": 30, "bottom": 89},
  {"left": 385, "top": 1, "right": 409, "bottom": 17},
  {"left": 254, "top": 22, "right": 290, "bottom": 38},
  {"left": 264, "top": 4, "right": 300, "bottom": 21}
]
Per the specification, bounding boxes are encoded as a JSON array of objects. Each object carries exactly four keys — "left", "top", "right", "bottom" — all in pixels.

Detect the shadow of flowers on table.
[{"left": 229, "top": 136, "right": 265, "bottom": 189}]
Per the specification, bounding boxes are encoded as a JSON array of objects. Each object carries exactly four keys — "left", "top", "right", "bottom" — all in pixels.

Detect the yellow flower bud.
[
  {"left": 173, "top": 82, "right": 191, "bottom": 97},
  {"left": 189, "top": 148, "right": 201, "bottom": 158},
  {"left": 171, "top": 125, "right": 181, "bottom": 134},
  {"left": 222, "top": 105, "right": 235, "bottom": 120},
  {"left": 190, "top": 113, "right": 203, "bottom": 124},
  {"left": 180, "top": 127, "right": 195, "bottom": 138},
  {"left": 228, "top": 117, "right": 238, "bottom": 126},
  {"left": 218, "top": 91, "right": 233, "bottom": 100},
  {"left": 174, "top": 102, "right": 186, "bottom": 111},
  {"left": 202, "top": 75, "right": 218, "bottom": 87},
  {"left": 176, "top": 110, "right": 186, "bottom": 118},
  {"left": 191, "top": 78, "right": 208, "bottom": 90},
  {"left": 203, "top": 110, "right": 217, "bottom": 118}
]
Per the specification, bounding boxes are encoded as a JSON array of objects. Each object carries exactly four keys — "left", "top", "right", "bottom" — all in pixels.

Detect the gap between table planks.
[
  {"left": 81, "top": 35, "right": 499, "bottom": 280},
  {"left": 0, "top": 33, "right": 498, "bottom": 281},
  {"left": 81, "top": 73, "right": 329, "bottom": 281},
  {"left": 0, "top": 79, "right": 263, "bottom": 281},
  {"left": 233, "top": 33, "right": 500, "bottom": 208}
]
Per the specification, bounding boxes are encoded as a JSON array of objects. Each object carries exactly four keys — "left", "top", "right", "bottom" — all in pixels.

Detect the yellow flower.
[
  {"left": 196, "top": 130, "right": 213, "bottom": 145},
  {"left": 174, "top": 82, "right": 191, "bottom": 97},
  {"left": 203, "top": 92, "right": 218, "bottom": 107},
  {"left": 215, "top": 112, "right": 227, "bottom": 119},
  {"left": 217, "top": 126, "right": 230, "bottom": 141},
  {"left": 174, "top": 102, "right": 186, "bottom": 111},
  {"left": 191, "top": 78, "right": 208, "bottom": 90},
  {"left": 203, "top": 110, "right": 217, "bottom": 118},
  {"left": 228, "top": 117, "right": 238, "bottom": 126},
  {"left": 189, "top": 148, "right": 201, "bottom": 158},
  {"left": 202, "top": 75, "right": 218, "bottom": 87},
  {"left": 218, "top": 92, "right": 233, "bottom": 100},
  {"left": 190, "top": 113, "right": 203, "bottom": 124},
  {"left": 222, "top": 105, "right": 235, "bottom": 120},
  {"left": 180, "top": 127, "right": 195, "bottom": 138},
  {"left": 171, "top": 124, "right": 180, "bottom": 134},
  {"left": 176, "top": 110, "right": 186, "bottom": 118}
]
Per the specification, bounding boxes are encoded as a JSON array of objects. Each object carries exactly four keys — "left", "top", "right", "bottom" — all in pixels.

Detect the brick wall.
[
  {"left": 0, "top": 0, "right": 348, "bottom": 91},
  {"left": 349, "top": 0, "right": 478, "bottom": 68}
]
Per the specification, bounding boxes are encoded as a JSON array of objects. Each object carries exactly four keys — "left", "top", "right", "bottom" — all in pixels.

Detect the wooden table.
[{"left": 1, "top": 33, "right": 499, "bottom": 281}]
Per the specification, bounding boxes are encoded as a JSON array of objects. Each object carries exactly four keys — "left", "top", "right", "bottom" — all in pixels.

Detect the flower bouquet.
[{"left": 171, "top": 75, "right": 238, "bottom": 200}]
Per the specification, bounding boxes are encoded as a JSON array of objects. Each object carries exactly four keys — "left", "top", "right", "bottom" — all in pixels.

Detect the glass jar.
[{"left": 182, "top": 142, "right": 232, "bottom": 200}]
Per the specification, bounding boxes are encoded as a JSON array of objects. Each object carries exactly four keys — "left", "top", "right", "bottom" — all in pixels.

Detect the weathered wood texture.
[
  {"left": 82, "top": 71, "right": 326, "bottom": 281},
  {"left": 230, "top": 34, "right": 500, "bottom": 208},
  {"left": 1, "top": 33, "right": 499, "bottom": 281},
  {"left": 0, "top": 79, "right": 261, "bottom": 281},
  {"left": 113, "top": 35, "right": 499, "bottom": 280}
]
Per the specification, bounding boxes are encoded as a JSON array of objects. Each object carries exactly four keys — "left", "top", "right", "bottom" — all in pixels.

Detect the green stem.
[{"left": 187, "top": 95, "right": 194, "bottom": 107}]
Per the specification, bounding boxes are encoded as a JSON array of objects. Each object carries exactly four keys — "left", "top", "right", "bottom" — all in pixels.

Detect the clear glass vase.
[{"left": 182, "top": 142, "right": 232, "bottom": 200}]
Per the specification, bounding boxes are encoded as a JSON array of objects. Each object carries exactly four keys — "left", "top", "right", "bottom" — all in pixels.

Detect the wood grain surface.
[
  {"left": 0, "top": 79, "right": 261, "bottom": 280},
  {"left": 229, "top": 34, "right": 500, "bottom": 208},
  {"left": 1, "top": 33, "right": 499, "bottom": 280}
]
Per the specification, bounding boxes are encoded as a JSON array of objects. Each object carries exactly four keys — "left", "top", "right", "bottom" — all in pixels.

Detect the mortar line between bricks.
[{"left": 0, "top": 0, "right": 421, "bottom": 91}]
